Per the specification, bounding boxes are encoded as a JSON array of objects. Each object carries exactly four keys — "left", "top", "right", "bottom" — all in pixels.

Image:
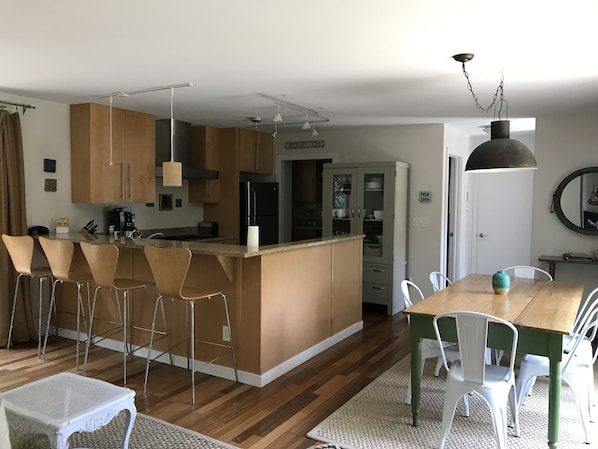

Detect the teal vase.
[{"left": 492, "top": 270, "right": 510, "bottom": 295}]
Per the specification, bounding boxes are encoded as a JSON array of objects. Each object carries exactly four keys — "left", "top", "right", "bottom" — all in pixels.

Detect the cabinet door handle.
[
  {"left": 120, "top": 163, "right": 124, "bottom": 200},
  {"left": 127, "top": 164, "right": 131, "bottom": 200},
  {"left": 351, "top": 208, "right": 355, "bottom": 218},
  {"left": 372, "top": 269, "right": 386, "bottom": 273},
  {"left": 372, "top": 286, "right": 386, "bottom": 290},
  {"left": 357, "top": 208, "right": 361, "bottom": 218}
]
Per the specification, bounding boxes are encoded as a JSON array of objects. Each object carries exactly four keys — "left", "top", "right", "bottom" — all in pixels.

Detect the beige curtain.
[{"left": 0, "top": 110, "right": 33, "bottom": 348}]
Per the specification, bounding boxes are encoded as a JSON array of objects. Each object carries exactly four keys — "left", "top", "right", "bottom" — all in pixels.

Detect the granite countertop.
[{"left": 49, "top": 233, "right": 363, "bottom": 258}]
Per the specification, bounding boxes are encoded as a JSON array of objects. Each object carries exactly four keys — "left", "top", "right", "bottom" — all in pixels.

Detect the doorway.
[{"left": 277, "top": 155, "right": 335, "bottom": 243}]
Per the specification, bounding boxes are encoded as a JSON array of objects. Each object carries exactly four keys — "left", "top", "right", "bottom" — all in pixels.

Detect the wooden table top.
[{"left": 404, "top": 274, "right": 584, "bottom": 335}]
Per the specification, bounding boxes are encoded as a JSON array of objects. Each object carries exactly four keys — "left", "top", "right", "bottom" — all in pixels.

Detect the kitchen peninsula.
[{"left": 49, "top": 234, "right": 363, "bottom": 387}]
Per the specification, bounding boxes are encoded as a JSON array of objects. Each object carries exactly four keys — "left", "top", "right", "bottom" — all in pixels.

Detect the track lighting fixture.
[
  {"left": 273, "top": 99, "right": 283, "bottom": 122},
  {"left": 253, "top": 94, "right": 329, "bottom": 137},
  {"left": 453, "top": 53, "right": 537, "bottom": 172},
  {"left": 312, "top": 122, "right": 319, "bottom": 137}
]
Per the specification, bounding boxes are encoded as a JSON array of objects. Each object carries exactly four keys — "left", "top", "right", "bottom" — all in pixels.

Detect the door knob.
[{"left": 479, "top": 233, "right": 487, "bottom": 238}]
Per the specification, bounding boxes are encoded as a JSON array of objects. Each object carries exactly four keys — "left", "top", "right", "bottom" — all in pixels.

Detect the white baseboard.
[{"left": 55, "top": 320, "right": 364, "bottom": 387}]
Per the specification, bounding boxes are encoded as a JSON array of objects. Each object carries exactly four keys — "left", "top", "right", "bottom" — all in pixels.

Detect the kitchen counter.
[
  {"left": 47, "top": 233, "right": 364, "bottom": 387},
  {"left": 52, "top": 232, "right": 362, "bottom": 258}
]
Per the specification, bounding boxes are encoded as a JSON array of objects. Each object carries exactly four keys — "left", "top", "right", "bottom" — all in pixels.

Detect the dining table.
[{"left": 403, "top": 273, "right": 584, "bottom": 449}]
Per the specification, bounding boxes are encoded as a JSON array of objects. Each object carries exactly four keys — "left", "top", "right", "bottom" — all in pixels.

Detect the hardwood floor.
[{"left": 0, "top": 304, "right": 410, "bottom": 449}]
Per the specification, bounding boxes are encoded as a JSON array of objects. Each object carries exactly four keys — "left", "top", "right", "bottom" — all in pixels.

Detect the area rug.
[
  {"left": 308, "top": 355, "right": 597, "bottom": 449},
  {"left": 10, "top": 412, "right": 240, "bottom": 449}
]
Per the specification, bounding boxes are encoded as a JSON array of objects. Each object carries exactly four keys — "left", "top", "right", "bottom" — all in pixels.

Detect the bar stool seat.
[
  {"left": 2, "top": 234, "right": 52, "bottom": 357},
  {"left": 79, "top": 241, "right": 153, "bottom": 385},
  {"left": 38, "top": 237, "right": 92, "bottom": 369},
  {"left": 143, "top": 245, "right": 238, "bottom": 404}
]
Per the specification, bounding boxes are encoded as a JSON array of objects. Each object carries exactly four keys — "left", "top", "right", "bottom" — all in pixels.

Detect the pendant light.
[
  {"left": 162, "top": 87, "right": 183, "bottom": 186},
  {"left": 302, "top": 110, "right": 311, "bottom": 130},
  {"left": 454, "top": 53, "right": 538, "bottom": 172},
  {"left": 273, "top": 100, "right": 283, "bottom": 123}
]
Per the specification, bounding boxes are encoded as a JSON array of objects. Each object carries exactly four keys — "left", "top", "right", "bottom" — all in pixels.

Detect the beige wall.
[
  {"left": 532, "top": 114, "right": 598, "bottom": 296},
  {"left": 273, "top": 124, "right": 449, "bottom": 296},
  {"left": 1, "top": 92, "right": 204, "bottom": 234}
]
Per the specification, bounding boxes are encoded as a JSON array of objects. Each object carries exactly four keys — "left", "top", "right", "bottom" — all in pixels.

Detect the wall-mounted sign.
[{"left": 284, "top": 140, "right": 325, "bottom": 150}]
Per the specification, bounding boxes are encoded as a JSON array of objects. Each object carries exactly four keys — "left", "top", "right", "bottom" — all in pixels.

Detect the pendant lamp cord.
[
  {"left": 170, "top": 87, "right": 175, "bottom": 162},
  {"left": 108, "top": 95, "right": 114, "bottom": 166},
  {"left": 460, "top": 61, "right": 506, "bottom": 118}
]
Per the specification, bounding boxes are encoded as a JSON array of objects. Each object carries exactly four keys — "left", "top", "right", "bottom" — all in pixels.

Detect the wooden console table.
[{"left": 538, "top": 255, "right": 598, "bottom": 280}]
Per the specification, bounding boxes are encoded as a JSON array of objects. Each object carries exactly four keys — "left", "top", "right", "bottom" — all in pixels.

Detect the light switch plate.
[{"left": 419, "top": 191, "right": 431, "bottom": 203}]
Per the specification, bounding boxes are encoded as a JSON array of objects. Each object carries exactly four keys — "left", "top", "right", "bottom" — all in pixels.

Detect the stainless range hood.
[{"left": 155, "top": 119, "right": 219, "bottom": 180}]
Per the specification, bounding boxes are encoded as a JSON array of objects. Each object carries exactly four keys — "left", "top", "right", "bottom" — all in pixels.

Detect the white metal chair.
[
  {"left": 429, "top": 271, "right": 452, "bottom": 293},
  {"left": 502, "top": 265, "right": 553, "bottom": 281},
  {"left": 1, "top": 234, "right": 52, "bottom": 357},
  {"left": 516, "top": 309, "right": 598, "bottom": 444},
  {"left": 433, "top": 311, "right": 520, "bottom": 449},
  {"left": 401, "top": 280, "right": 462, "bottom": 406}
]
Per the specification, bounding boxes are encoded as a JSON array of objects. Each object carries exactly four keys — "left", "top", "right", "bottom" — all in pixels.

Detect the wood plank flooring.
[{"left": 0, "top": 304, "right": 409, "bottom": 449}]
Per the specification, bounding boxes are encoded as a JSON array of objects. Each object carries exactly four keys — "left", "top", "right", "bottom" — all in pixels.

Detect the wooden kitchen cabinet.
[
  {"left": 189, "top": 126, "right": 221, "bottom": 203},
  {"left": 71, "top": 103, "right": 155, "bottom": 203},
  {"left": 238, "top": 128, "right": 273, "bottom": 174}
]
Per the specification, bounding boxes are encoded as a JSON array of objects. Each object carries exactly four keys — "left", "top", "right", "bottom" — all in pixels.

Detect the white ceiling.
[{"left": 3, "top": 1, "right": 598, "bottom": 136}]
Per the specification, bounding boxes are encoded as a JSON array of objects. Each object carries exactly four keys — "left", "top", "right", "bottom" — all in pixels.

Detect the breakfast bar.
[{"left": 47, "top": 234, "right": 364, "bottom": 387}]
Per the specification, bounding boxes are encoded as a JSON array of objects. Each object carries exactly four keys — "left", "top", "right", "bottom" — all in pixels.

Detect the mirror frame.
[{"left": 553, "top": 166, "right": 598, "bottom": 236}]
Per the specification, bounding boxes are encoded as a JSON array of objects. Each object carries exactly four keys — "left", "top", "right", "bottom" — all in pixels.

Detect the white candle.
[{"left": 247, "top": 225, "right": 259, "bottom": 248}]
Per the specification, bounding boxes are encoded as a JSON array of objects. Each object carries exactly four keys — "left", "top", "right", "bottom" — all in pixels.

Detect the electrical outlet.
[
  {"left": 412, "top": 217, "right": 430, "bottom": 227},
  {"left": 222, "top": 325, "right": 230, "bottom": 342}
]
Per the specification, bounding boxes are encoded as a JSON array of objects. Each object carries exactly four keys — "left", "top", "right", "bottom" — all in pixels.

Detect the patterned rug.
[
  {"left": 10, "top": 412, "right": 240, "bottom": 449},
  {"left": 308, "top": 355, "right": 597, "bottom": 449}
]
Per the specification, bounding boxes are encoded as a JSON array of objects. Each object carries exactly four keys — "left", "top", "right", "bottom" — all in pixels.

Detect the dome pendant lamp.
[{"left": 454, "top": 53, "right": 538, "bottom": 173}]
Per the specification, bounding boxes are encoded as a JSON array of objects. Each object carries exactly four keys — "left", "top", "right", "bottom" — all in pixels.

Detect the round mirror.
[{"left": 553, "top": 167, "right": 598, "bottom": 235}]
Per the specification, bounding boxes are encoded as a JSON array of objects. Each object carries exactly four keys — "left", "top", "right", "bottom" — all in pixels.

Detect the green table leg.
[
  {"left": 410, "top": 334, "right": 422, "bottom": 427},
  {"left": 547, "top": 357, "right": 562, "bottom": 449}
]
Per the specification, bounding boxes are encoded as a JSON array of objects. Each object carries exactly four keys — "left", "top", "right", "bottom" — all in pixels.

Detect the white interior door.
[{"left": 472, "top": 171, "right": 534, "bottom": 274}]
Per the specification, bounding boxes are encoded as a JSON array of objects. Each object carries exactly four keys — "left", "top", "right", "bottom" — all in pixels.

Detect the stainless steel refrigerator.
[{"left": 240, "top": 181, "right": 279, "bottom": 245}]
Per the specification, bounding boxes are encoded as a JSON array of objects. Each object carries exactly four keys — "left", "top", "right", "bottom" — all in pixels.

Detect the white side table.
[{"left": 2, "top": 372, "right": 136, "bottom": 449}]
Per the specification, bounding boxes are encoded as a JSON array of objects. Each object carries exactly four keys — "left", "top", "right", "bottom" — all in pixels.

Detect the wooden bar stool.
[
  {"left": 1, "top": 234, "right": 52, "bottom": 357},
  {"left": 38, "top": 237, "right": 92, "bottom": 369},
  {"left": 143, "top": 245, "right": 238, "bottom": 404},
  {"left": 79, "top": 241, "right": 153, "bottom": 385}
]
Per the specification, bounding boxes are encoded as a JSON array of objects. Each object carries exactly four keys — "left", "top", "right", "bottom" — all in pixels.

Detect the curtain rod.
[{"left": 0, "top": 99, "right": 36, "bottom": 114}]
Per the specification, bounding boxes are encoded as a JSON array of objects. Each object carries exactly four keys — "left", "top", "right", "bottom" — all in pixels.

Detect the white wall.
[
  {"left": 1, "top": 92, "right": 204, "bottom": 234},
  {"left": 532, "top": 114, "right": 598, "bottom": 297},
  {"left": 273, "top": 124, "right": 448, "bottom": 297}
]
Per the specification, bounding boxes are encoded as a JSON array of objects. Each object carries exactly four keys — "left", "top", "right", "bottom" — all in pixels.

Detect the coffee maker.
[{"left": 107, "top": 208, "right": 135, "bottom": 234}]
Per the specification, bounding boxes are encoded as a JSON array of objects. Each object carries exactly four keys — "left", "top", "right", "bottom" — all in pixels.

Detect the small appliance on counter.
[
  {"left": 107, "top": 208, "right": 135, "bottom": 235},
  {"left": 198, "top": 221, "right": 218, "bottom": 237}
]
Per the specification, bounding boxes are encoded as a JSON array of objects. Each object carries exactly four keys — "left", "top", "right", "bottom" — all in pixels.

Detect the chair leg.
[
  {"left": 83, "top": 286, "right": 101, "bottom": 375},
  {"left": 122, "top": 290, "right": 129, "bottom": 385},
  {"left": 41, "top": 279, "right": 59, "bottom": 359},
  {"left": 221, "top": 293, "right": 238, "bottom": 383},
  {"left": 190, "top": 300, "right": 196, "bottom": 405},
  {"left": 144, "top": 296, "right": 163, "bottom": 391},
  {"left": 438, "top": 389, "right": 460, "bottom": 449},
  {"left": 6, "top": 274, "right": 23, "bottom": 351}
]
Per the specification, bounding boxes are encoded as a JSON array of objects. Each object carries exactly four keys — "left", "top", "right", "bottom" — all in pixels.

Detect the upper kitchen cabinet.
[
  {"left": 188, "top": 126, "right": 221, "bottom": 203},
  {"left": 322, "top": 161, "right": 409, "bottom": 316},
  {"left": 71, "top": 103, "right": 155, "bottom": 203},
  {"left": 238, "top": 128, "right": 273, "bottom": 174}
]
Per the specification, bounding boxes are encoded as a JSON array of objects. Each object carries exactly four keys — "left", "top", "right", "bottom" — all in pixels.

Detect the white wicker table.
[{"left": 1, "top": 372, "right": 136, "bottom": 449}]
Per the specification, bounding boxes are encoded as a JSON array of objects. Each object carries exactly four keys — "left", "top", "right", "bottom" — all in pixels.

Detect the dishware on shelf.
[{"left": 373, "top": 210, "right": 383, "bottom": 220}]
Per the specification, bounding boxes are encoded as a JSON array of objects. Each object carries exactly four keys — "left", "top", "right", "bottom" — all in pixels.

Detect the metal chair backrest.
[
  {"left": 503, "top": 265, "right": 553, "bottom": 281},
  {"left": 79, "top": 242, "right": 119, "bottom": 288},
  {"left": 570, "top": 286, "right": 598, "bottom": 336},
  {"left": 564, "top": 308, "right": 598, "bottom": 372},
  {"left": 2, "top": 234, "right": 35, "bottom": 275},
  {"left": 433, "top": 311, "right": 518, "bottom": 385},
  {"left": 429, "top": 271, "right": 452, "bottom": 292},
  {"left": 144, "top": 246, "right": 192, "bottom": 298},
  {"left": 401, "top": 279, "right": 424, "bottom": 309},
  {"left": 38, "top": 237, "right": 74, "bottom": 281}
]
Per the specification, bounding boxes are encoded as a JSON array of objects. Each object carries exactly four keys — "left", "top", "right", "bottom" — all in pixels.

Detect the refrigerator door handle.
[{"left": 251, "top": 186, "right": 257, "bottom": 224}]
